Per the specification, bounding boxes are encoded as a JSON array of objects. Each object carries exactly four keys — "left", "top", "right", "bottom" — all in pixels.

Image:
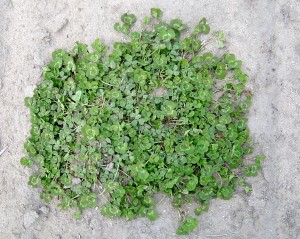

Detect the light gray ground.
[{"left": 0, "top": 0, "right": 300, "bottom": 238}]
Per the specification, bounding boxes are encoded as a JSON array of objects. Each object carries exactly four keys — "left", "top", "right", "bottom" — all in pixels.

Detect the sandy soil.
[{"left": 0, "top": 0, "right": 300, "bottom": 238}]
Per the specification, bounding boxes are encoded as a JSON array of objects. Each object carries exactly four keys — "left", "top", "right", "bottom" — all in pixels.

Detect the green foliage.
[
  {"left": 21, "top": 8, "right": 264, "bottom": 235},
  {"left": 151, "top": 8, "right": 163, "bottom": 19},
  {"left": 176, "top": 216, "right": 198, "bottom": 235},
  {"left": 195, "top": 203, "right": 209, "bottom": 216},
  {"left": 214, "top": 31, "right": 226, "bottom": 49},
  {"left": 20, "top": 157, "right": 33, "bottom": 167}
]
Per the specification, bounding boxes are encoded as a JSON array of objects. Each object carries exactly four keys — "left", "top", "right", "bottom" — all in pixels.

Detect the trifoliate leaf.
[{"left": 151, "top": 8, "right": 163, "bottom": 19}]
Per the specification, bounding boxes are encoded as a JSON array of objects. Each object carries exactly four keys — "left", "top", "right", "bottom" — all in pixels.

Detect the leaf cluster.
[{"left": 22, "top": 8, "right": 264, "bottom": 235}]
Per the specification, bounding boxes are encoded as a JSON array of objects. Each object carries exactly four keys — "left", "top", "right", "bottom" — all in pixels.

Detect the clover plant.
[{"left": 22, "top": 8, "right": 265, "bottom": 235}]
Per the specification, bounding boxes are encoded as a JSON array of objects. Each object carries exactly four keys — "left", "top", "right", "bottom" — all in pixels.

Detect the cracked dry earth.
[{"left": 0, "top": 0, "right": 300, "bottom": 239}]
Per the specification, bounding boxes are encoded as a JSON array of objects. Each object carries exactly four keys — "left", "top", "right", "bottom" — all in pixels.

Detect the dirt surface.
[{"left": 1, "top": 0, "right": 300, "bottom": 238}]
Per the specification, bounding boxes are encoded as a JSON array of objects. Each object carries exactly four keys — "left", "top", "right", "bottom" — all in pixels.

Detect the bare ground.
[{"left": 0, "top": 0, "right": 300, "bottom": 238}]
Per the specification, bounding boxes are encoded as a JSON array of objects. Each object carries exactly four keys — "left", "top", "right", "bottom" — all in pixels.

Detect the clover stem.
[
  {"left": 113, "top": 163, "right": 120, "bottom": 181},
  {"left": 99, "top": 79, "right": 116, "bottom": 87}
]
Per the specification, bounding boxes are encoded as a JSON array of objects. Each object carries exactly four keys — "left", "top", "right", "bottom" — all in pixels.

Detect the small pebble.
[
  {"left": 72, "top": 177, "right": 81, "bottom": 185},
  {"left": 39, "top": 206, "right": 50, "bottom": 215}
]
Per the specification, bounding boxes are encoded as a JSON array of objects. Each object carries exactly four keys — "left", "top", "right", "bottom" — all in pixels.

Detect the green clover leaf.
[
  {"left": 176, "top": 216, "right": 198, "bottom": 235},
  {"left": 28, "top": 175, "right": 41, "bottom": 187},
  {"left": 86, "top": 63, "right": 99, "bottom": 79},
  {"left": 186, "top": 175, "right": 199, "bottom": 191},
  {"left": 121, "top": 13, "right": 137, "bottom": 26},
  {"left": 115, "top": 142, "right": 128, "bottom": 154},
  {"left": 20, "top": 157, "right": 33, "bottom": 167},
  {"left": 170, "top": 19, "right": 187, "bottom": 31},
  {"left": 158, "top": 29, "right": 176, "bottom": 42},
  {"left": 151, "top": 8, "right": 163, "bottom": 19},
  {"left": 81, "top": 125, "right": 99, "bottom": 141}
]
